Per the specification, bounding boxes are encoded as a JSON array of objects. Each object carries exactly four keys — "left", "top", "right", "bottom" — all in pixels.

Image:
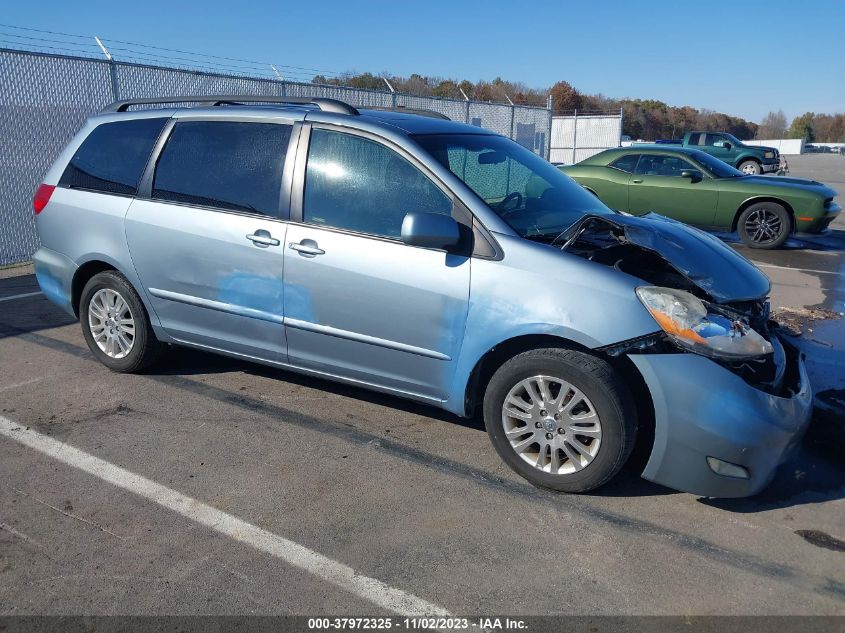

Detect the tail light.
[{"left": 33, "top": 184, "right": 55, "bottom": 215}]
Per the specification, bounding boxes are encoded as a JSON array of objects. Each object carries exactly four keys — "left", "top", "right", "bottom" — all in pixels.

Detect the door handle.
[
  {"left": 246, "top": 230, "right": 280, "bottom": 247},
  {"left": 632, "top": 179, "right": 643, "bottom": 184},
  {"left": 289, "top": 240, "right": 325, "bottom": 257}
]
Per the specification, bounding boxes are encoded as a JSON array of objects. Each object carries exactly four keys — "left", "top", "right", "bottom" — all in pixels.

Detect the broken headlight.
[{"left": 636, "top": 286, "right": 773, "bottom": 360}]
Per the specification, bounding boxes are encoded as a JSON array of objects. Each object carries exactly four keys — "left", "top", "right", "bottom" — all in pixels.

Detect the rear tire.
[
  {"left": 737, "top": 202, "right": 790, "bottom": 249},
  {"left": 483, "top": 348, "right": 637, "bottom": 493},
  {"left": 80, "top": 271, "right": 163, "bottom": 372},
  {"left": 738, "top": 160, "right": 762, "bottom": 175}
]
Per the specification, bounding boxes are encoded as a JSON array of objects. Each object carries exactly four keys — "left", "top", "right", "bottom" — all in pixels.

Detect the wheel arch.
[
  {"left": 734, "top": 155, "right": 762, "bottom": 168},
  {"left": 731, "top": 197, "right": 795, "bottom": 233},
  {"left": 71, "top": 260, "right": 119, "bottom": 317},
  {"left": 461, "top": 333, "right": 655, "bottom": 471}
]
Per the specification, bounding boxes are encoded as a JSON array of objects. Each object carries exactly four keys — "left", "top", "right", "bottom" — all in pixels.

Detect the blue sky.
[{"left": 3, "top": 0, "right": 843, "bottom": 123}]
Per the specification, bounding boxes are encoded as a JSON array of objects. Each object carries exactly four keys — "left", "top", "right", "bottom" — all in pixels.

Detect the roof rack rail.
[
  {"left": 101, "top": 95, "right": 360, "bottom": 115},
  {"left": 367, "top": 106, "right": 450, "bottom": 120}
]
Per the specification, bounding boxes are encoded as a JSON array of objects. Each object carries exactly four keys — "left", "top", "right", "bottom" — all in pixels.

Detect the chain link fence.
[{"left": 0, "top": 47, "right": 552, "bottom": 266}]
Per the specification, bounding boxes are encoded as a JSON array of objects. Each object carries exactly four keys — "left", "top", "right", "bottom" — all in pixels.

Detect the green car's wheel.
[
  {"left": 737, "top": 202, "right": 790, "bottom": 249},
  {"left": 738, "top": 160, "right": 762, "bottom": 175}
]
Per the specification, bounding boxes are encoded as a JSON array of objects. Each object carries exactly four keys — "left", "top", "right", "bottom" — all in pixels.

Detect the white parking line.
[
  {"left": 0, "top": 291, "right": 42, "bottom": 302},
  {"left": 0, "top": 415, "right": 450, "bottom": 617}
]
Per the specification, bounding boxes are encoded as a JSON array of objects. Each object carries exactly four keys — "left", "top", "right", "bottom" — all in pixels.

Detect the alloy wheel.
[
  {"left": 88, "top": 288, "right": 135, "bottom": 359},
  {"left": 743, "top": 208, "right": 784, "bottom": 246},
  {"left": 501, "top": 375, "right": 602, "bottom": 475}
]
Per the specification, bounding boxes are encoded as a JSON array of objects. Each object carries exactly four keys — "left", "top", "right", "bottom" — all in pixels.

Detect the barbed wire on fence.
[{"left": 0, "top": 23, "right": 342, "bottom": 82}]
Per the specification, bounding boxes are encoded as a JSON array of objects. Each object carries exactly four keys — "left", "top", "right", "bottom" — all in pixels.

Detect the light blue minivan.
[{"left": 32, "top": 96, "right": 811, "bottom": 497}]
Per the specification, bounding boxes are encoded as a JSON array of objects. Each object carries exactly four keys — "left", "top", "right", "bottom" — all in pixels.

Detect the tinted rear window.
[
  {"left": 59, "top": 118, "right": 167, "bottom": 196},
  {"left": 152, "top": 121, "right": 292, "bottom": 217},
  {"left": 609, "top": 154, "right": 639, "bottom": 173}
]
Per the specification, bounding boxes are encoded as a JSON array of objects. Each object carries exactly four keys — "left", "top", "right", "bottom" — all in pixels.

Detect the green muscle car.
[{"left": 559, "top": 147, "right": 840, "bottom": 248}]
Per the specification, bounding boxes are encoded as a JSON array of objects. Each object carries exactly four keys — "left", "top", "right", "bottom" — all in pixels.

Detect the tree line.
[
  {"left": 311, "top": 72, "right": 842, "bottom": 142},
  {"left": 757, "top": 110, "right": 845, "bottom": 143}
]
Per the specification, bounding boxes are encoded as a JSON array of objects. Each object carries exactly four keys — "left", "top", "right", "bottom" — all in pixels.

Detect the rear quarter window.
[
  {"left": 59, "top": 118, "right": 168, "bottom": 196},
  {"left": 609, "top": 154, "right": 640, "bottom": 173}
]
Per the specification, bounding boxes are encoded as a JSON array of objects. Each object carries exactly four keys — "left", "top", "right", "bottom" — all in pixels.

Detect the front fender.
[
  {"left": 444, "top": 233, "right": 659, "bottom": 416},
  {"left": 734, "top": 151, "right": 763, "bottom": 165}
]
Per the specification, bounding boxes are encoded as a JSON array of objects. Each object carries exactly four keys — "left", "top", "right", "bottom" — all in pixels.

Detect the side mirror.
[
  {"left": 723, "top": 142, "right": 732, "bottom": 150},
  {"left": 680, "top": 170, "right": 702, "bottom": 182},
  {"left": 400, "top": 212, "right": 461, "bottom": 250}
]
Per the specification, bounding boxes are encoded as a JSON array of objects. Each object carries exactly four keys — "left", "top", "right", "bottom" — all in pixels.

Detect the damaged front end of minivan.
[{"left": 558, "top": 212, "right": 812, "bottom": 497}]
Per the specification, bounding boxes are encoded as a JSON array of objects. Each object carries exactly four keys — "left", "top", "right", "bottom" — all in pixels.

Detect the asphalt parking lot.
[{"left": 1, "top": 155, "right": 844, "bottom": 618}]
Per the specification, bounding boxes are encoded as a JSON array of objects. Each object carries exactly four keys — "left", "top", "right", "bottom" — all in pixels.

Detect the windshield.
[
  {"left": 722, "top": 133, "right": 743, "bottom": 146},
  {"left": 414, "top": 133, "right": 612, "bottom": 238},
  {"left": 689, "top": 150, "right": 745, "bottom": 178}
]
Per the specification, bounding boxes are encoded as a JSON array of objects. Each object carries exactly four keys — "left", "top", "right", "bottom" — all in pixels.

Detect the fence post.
[
  {"left": 510, "top": 104, "right": 515, "bottom": 139},
  {"left": 504, "top": 94, "right": 516, "bottom": 141},
  {"left": 546, "top": 94, "right": 553, "bottom": 160},
  {"left": 270, "top": 65, "right": 287, "bottom": 98},
  {"left": 459, "top": 88, "right": 471, "bottom": 124},
  {"left": 619, "top": 107, "right": 624, "bottom": 146},
  {"left": 571, "top": 109, "right": 578, "bottom": 164},
  {"left": 94, "top": 36, "right": 120, "bottom": 101},
  {"left": 383, "top": 77, "right": 397, "bottom": 109}
]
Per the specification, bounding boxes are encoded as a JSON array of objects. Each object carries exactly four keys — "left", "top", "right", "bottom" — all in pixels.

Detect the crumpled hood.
[{"left": 574, "top": 212, "right": 771, "bottom": 303}]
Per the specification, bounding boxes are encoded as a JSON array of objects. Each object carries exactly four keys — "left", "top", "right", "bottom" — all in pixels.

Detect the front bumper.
[
  {"left": 629, "top": 346, "right": 812, "bottom": 498},
  {"left": 761, "top": 161, "right": 780, "bottom": 173},
  {"left": 795, "top": 205, "right": 841, "bottom": 234}
]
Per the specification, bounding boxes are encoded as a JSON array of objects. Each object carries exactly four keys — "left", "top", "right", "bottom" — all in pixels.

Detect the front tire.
[
  {"left": 737, "top": 202, "right": 791, "bottom": 249},
  {"left": 80, "top": 271, "right": 163, "bottom": 372},
  {"left": 738, "top": 160, "right": 762, "bottom": 175},
  {"left": 483, "top": 348, "right": 636, "bottom": 493}
]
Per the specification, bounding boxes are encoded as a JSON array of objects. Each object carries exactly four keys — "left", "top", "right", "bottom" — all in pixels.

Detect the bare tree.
[{"left": 757, "top": 110, "right": 788, "bottom": 139}]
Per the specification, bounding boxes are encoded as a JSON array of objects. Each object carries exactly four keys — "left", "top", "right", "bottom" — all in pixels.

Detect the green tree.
[
  {"left": 432, "top": 79, "right": 458, "bottom": 98},
  {"left": 788, "top": 112, "right": 815, "bottom": 141}
]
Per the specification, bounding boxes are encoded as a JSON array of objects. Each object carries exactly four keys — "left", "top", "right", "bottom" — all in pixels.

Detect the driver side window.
[
  {"left": 303, "top": 129, "right": 452, "bottom": 238},
  {"left": 635, "top": 155, "right": 697, "bottom": 177},
  {"left": 705, "top": 133, "right": 725, "bottom": 147}
]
